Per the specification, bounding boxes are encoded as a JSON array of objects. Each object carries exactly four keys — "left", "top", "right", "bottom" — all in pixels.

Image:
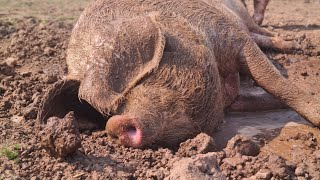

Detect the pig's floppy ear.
[
  {"left": 37, "top": 79, "right": 105, "bottom": 130},
  {"left": 79, "top": 13, "right": 166, "bottom": 114}
]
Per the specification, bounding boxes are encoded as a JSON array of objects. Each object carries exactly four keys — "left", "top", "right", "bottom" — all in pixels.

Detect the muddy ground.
[{"left": 1, "top": 0, "right": 320, "bottom": 179}]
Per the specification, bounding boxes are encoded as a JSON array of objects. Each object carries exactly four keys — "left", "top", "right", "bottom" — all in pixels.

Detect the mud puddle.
[{"left": 214, "top": 109, "right": 308, "bottom": 150}]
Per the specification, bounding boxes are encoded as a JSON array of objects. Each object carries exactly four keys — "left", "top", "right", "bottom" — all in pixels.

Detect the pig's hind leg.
[
  {"left": 250, "top": 32, "right": 302, "bottom": 53},
  {"left": 222, "top": 73, "right": 285, "bottom": 112},
  {"left": 227, "top": 82, "right": 288, "bottom": 112}
]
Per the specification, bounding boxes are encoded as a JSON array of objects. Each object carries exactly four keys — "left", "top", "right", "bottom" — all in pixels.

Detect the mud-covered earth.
[{"left": 1, "top": 0, "right": 320, "bottom": 179}]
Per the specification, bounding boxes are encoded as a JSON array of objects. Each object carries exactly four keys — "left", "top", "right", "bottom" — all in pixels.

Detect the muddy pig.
[{"left": 37, "top": 0, "right": 320, "bottom": 148}]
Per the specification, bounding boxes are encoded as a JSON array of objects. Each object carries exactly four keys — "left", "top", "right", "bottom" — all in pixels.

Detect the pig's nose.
[{"left": 106, "top": 115, "right": 143, "bottom": 148}]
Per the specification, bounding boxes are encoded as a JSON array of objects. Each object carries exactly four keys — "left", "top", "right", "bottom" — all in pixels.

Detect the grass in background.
[{"left": 0, "top": 144, "right": 21, "bottom": 161}]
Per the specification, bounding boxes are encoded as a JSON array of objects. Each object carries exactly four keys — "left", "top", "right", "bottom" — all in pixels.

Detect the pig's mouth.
[{"left": 106, "top": 115, "right": 143, "bottom": 148}]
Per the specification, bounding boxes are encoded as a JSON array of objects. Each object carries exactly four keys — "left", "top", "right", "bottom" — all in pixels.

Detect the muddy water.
[{"left": 214, "top": 109, "right": 308, "bottom": 149}]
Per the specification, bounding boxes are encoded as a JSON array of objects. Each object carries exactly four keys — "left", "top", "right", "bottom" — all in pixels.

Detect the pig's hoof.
[{"left": 253, "top": 14, "right": 264, "bottom": 26}]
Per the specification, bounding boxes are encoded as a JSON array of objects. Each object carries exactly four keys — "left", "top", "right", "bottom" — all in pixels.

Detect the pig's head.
[
  {"left": 77, "top": 14, "right": 200, "bottom": 148},
  {"left": 37, "top": 13, "right": 211, "bottom": 148}
]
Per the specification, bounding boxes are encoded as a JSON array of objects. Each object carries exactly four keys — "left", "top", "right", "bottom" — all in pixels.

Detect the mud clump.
[
  {"left": 0, "top": 62, "right": 16, "bottom": 76},
  {"left": 220, "top": 144, "right": 294, "bottom": 179},
  {"left": 218, "top": 124, "right": 320, "bottom": 179},
  {"left": 40, "top": 111, "right": 81, "bottom": 157},
  {"left": 0, "top": 21, "right": 15, "bottom": 38},
  {"left": 224, "top": 134, "right": 261, "bottom": 157},
  {"left": 167, "top": 152, "right": 225, "bottom": 180},
  {"left": 177, "top": 133, "right": 217, "bottom": 157},
  {"left": 261, "top": 123, "right": 320, "bottom": 178}
]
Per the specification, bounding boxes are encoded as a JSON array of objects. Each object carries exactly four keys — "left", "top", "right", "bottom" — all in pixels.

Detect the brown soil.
[{"left": 1, "top": 0, "right": 320, "bottom": 179}]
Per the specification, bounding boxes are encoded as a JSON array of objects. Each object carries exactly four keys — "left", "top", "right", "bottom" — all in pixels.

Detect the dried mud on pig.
[{"left": 1, "top": 0, "right": 320, "bottom": 179}]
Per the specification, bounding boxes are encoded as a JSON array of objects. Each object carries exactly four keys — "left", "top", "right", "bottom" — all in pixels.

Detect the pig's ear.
[
  {"left": 37, "top": 79, "right": 105, "bottom": 130},
  {"left": 37, "top": 79, "right": 80, "bottom": 127},
  {"left": 79, "top": 13, "right": 166, "bottom": 114}
]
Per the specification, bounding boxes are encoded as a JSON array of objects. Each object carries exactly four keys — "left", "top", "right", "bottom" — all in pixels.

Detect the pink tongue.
[{"left": 126, "top": 127, "right": 142, "bottom": 147}]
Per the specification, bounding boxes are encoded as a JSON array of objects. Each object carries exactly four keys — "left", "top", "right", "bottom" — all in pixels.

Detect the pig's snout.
[{"left": 106, "top": 115, "right": 143, "bottom": 148}]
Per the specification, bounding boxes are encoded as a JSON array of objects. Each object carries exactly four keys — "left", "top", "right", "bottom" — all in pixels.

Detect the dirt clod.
[
  {"left": 225, "top": 134, "right": 260, "bottom": 157},
  {"left": 22, "top": 103, "right": 37, "bottom": 120},
  {"left": 5, "top": 57, "right": 17, "bottom": 67},
  {"left": 177, "top": 133, "right": 217, "bottom": 157},
  {"left": 39, "top": 111, "right": 81, "bottom": 157},
  {"left": 255, "top": 169, "right": 272, "bottom": 179},
  {"left": 10, "top": 115, "right": 24, "bottom": 123},
  {"left": 166, "top": 152, "right": 225, "bottom": 180},
  {"left": 0, "top": 63, "right": 15, "bottom": 76}
]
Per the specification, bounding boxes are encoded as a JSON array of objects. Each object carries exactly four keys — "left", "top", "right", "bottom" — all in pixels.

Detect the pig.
[{"left": 37, "top": 0, "right": 320, "bottom": 148}]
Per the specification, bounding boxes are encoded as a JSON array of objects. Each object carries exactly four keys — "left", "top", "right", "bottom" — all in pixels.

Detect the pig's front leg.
[{"left": 253, "top": 0, "right": 270, "bottom": 25}]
